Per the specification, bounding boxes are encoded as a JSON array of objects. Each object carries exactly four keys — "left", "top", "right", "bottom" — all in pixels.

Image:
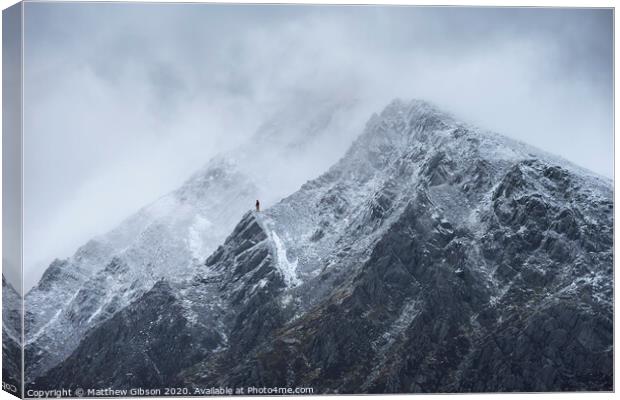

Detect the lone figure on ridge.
[{"left": 255, "top": 199, "right": 260, "bottom": 212}]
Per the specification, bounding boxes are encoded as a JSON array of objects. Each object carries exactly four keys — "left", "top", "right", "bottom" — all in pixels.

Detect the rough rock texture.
[
  {"left": 34, "top": 280, "right": 219, "bottom": 389},
  {"left": 31, "top": 100, "right": 613, "bottom": 393}
]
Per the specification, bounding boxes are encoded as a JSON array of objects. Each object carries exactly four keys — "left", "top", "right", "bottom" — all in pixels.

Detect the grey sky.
[
  {"left": 22, "top": 3, "right": 613, "bottom": 288},
  {"left": 3, "top": 3, "right": 23, "bottom": 292}
]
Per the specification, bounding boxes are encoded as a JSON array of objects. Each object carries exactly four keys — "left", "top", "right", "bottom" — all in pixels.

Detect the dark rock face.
[
  {"left": 201, "top": 161, "right": 611, "bottom": 393},
  {"left": 33, "top": 280, "right": 223, "bottom": 390},
  {"left": 31, "top": 100, "right": 613, "bottom": 394}
]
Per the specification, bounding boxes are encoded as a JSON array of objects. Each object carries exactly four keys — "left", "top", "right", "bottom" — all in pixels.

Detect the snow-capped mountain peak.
[{"left": 27, "top": 99, "right": 612, "bottom": 393}]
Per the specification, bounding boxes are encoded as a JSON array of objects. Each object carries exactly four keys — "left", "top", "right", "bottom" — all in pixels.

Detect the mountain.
[
  {"left": 23, "top": 93, "right": 364, "bottom": 382},
  {"left": 2, "top": 275, "right": 22, "bottom": 396},
  {"left": 32, "top": 99, "right": 613, "bottom": 393},
  {"left": 24, "top": 156, "right": 259, "bottom": 380}
]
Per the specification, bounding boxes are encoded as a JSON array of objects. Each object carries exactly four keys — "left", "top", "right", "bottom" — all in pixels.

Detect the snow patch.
[
  {"left": 271, "top": 231, "right": 301, "bottom": 287},
  {"left": 281, "top": 293, "right": 294, "bottom": 307},
  {"left": 87, "top": 305, "right": 103, "bottom": 324},
  {"left": 188, "top": 215, "right": 213, "bottom": 260}
]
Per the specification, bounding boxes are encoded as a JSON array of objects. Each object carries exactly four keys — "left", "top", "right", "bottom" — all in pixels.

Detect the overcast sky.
[{"left": 21, "top": 3, "right": 613, "bottom": 288}]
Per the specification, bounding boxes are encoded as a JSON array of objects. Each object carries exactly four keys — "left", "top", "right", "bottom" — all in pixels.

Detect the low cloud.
[{"left": 22, "top": 4, "right": 612, "bottom": 288}]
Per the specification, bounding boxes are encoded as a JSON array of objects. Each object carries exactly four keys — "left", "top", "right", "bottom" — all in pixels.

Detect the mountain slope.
[
  {"left": 24, "top": 95, "right": 364, "bottom": 381},
  {"left": 24, "top": 157, "right": 259, "bottom": 380},
  {"left": 34, "top": 211, "right": 288, "bottom": 389},
  {"left": 33, "top": 99, "right": 613, "bottom": 393},
  {"left": 2, "top": 276, "right": 22, "bottom": 396}
]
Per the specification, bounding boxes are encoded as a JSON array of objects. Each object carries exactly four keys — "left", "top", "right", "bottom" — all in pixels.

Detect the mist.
[{"left": 22, "top": 3, "right": 612, "bottom": 289}]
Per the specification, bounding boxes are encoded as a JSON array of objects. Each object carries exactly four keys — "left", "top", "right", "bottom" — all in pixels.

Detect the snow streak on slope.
[
  {"left": 187, "top": 215, "right": 214, "bottom": 261},
  {"left": 271, "top": 231, "right": 301, "bottom": 287}
]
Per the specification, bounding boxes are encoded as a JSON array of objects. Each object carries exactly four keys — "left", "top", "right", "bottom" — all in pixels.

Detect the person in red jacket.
[{"left": 255, "top": 199, "right": 260, "bottom": 212}]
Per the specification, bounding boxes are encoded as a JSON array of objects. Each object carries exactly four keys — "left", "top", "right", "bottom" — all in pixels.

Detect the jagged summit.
[{"left": 380, "top": 97, "right": 452, "bottom": 118}]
